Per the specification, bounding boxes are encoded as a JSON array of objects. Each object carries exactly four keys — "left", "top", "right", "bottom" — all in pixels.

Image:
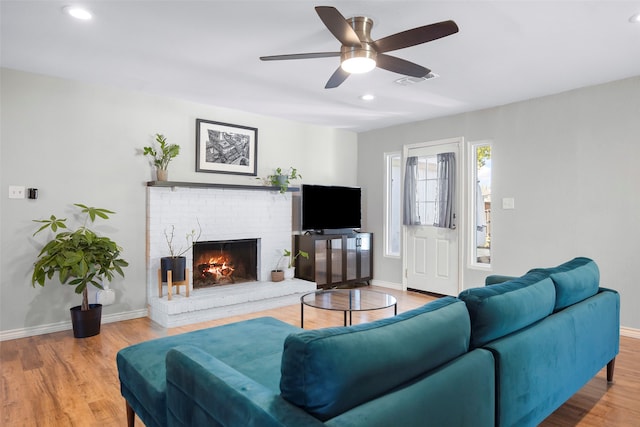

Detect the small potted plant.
[
  {"left": 266, "top": 167, "right": 302, "bottom": 193},
  {"left": 31, "top": 204, "right": 129, "bottom": 338},
  {"left": 270, "top": 249, "right": 309, "bottom": 281},
  {"left": 271, "top": 251, "right": 286, "bottom": 282},
  {"left": 143, "top": 133, "right": 180, "bottom": 181},
  {"left": 283, "top": 249, "right": 309, "bottom": 279}
]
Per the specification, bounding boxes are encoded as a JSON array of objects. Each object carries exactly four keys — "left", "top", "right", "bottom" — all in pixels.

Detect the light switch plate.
[{"left": 502, "top": 197, "right": 515, "bottom": 209}]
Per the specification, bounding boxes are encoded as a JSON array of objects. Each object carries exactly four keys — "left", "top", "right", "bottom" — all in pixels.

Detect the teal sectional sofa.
[{"left": 117, "top": 257, "right": 619, "bottom": 427}]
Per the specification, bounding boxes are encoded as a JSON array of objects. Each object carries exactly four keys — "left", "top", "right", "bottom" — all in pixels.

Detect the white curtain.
[
  {"left": 403, "top": 156, "right": 419, "bottom": 225},
  {"left": 434, "top": 152, "right": 456, "bottom": 229}
]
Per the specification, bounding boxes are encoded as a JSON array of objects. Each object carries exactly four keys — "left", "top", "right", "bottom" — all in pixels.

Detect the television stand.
[{"left": 295, "top": 232, "right": 373, "bottom": 290}]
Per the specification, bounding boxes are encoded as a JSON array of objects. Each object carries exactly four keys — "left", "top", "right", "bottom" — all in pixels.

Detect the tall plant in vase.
[{"left": 31, "top": 204, "right": 128, "bottom": 338}]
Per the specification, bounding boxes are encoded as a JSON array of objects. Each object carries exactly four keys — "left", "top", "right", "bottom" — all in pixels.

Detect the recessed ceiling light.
[
  {"left": 360, "top": 94, "right": 375, "bottom": 101},
  {"left": 62, "top": 6, "right": 93, "bottom": 20},
  {"left": 629, "top": 12, "right": 640, "bottom": 23}
]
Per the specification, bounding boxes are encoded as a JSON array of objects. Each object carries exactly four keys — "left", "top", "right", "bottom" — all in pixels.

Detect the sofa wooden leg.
[
  {"left": 126, "top": 401, "right": 135, "bottom": 427},
  {"left": 607, "top": 357, "right": 616, "bottom": 383}
]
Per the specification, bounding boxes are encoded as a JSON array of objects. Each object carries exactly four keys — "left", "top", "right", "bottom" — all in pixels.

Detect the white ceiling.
[{"left": 2, "top": 1, "right": 639, "bottom": 132}]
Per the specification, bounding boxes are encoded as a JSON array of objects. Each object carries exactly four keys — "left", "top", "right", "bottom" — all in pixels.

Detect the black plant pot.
[
  {"left": 161, "top": 256, "right": 187, "bottom": 282},
  {"left": 70, "top": 304, "right": 102, "bottom": 338}
]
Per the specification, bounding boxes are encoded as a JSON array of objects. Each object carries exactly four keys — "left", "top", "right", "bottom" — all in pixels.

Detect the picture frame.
[{"left": 195, "top": 119, "right": 258, "bottom": 176}]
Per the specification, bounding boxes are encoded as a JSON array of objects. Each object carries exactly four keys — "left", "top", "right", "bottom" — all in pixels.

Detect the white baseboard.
[
  {"left": 0, "top": 308, "right": 148, "bottom": 342},
  {"left": 370, "top": 279, "right": 404, "bottom": 291},
  {"left": 3, "top": 304, "right": 638, "bottom": 342},
  {"left": 621, "top": 326, "right": 640, "bottom": 339}
]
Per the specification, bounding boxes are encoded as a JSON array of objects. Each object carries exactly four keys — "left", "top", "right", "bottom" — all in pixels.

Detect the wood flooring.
[{"left": 1, "top": 287, "right": 638, "bottom": 426}]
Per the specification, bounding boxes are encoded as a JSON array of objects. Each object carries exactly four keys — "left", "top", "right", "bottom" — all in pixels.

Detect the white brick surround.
[{"left": 146, "top": 184, "right": 315, "bottom": 327}]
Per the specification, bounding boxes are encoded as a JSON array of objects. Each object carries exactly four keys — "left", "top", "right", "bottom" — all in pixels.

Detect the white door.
[{"left": 404, "top": 140, "right": 460, "bottom": 296}]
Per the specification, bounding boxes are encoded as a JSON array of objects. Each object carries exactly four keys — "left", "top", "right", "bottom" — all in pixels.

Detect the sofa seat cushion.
[
  {"left": 279, "top": 297, "right": 470, "bottom": 421},
  {"left": 459, "top": 274, "right": 556, "bottom": 348},
  {"left": 529, "top": 257, "right": 600, "bottom": 311},
  {"left": 116, "top": 317, "right": 300, "bottom": 427}
]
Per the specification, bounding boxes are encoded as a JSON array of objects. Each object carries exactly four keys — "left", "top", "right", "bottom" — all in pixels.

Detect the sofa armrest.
[
  {"left": 166, "top": 346, "right": 324, "bottom": 427},
  {"left": 484, "top": 275, "right": 518, "bottom": 285}
]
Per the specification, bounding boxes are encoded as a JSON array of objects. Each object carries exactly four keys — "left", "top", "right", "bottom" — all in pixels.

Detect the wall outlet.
[
  {"left": 96, "top": 289, "right": 116, "bottom": 306},
  {"left": 8, "top": 186, "right": 25, "bottom": 199}
]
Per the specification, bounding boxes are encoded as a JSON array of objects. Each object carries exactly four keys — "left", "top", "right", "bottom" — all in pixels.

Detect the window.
[
  {"left": 384, "top": 152, "right": 401, "bottom": 257},
  {"left": 415, "top": 155, "right": 438, "bottom": 225},
  {"left": 471, "top": 142, "right": 491, "bottom": 266}
]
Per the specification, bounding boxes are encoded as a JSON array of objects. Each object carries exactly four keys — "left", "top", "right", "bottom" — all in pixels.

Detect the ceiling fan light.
[
  {"left": 62, "top": 6, "right": 93, "bottom": 20},
  {"left": 341, "top": 57, "right": 376, "bottom": 74}
]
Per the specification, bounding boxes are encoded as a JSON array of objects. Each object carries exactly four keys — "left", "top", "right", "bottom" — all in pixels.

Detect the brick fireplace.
[{"left": 146, "top": 182, "right": 316, "bottom": 327}]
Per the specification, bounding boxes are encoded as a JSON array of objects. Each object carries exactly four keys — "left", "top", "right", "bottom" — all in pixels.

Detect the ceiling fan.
[{"left": 259, "top": 6, "right": 459, "bottom": 89}]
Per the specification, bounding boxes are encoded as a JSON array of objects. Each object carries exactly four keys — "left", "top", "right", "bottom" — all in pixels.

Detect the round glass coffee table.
[{"left": 300, "top": 289, "right": 397, "bottom": 328}]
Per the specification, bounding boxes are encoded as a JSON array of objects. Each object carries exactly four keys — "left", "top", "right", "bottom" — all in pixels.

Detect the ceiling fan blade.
[
  {"left": 315, "top": 6, "right": 362, "bottom": 47},
  {"left": 376, "top": 54, "right": 430, "bottom": 78},
  {"left": 374, "top": 20, "right": 459, "bottom": 53},
  {"left": 260, "top": 52, "right": 340, "bottom": 61},
  {"left": 325, "top": 67, "right": 350, "bottom": 89}
]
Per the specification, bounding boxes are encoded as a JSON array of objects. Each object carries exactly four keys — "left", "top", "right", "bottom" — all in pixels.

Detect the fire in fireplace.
[{"left": 192, "top": 239, "right": 258, "bottom": 288}]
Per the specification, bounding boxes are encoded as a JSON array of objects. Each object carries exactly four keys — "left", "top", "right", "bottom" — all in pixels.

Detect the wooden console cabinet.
[{"left": 295, "top": 233, "right": 373, "bottom": 289}]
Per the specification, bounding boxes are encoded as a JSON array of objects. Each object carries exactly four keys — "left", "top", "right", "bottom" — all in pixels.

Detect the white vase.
[
  {"left": 284, "top": 267, "right": 295, "bottom": 280},
  {"left": 157, "top": 168, "right": 168, "bottom": 181}
]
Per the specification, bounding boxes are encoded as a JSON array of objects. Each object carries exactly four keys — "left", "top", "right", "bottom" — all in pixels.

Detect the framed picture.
[{"left": 195, "top": 119, "right": 258, "bottom": 176}]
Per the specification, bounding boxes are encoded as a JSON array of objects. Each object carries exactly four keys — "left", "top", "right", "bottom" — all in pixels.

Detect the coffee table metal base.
[{"left": 300, "top": 289, "right": 398, "bottom": 328}]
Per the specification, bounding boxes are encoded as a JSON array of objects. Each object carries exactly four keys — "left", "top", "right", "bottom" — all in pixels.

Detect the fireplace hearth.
[{"left": 192, "top": 239, "right": 258, "bottom": 288}]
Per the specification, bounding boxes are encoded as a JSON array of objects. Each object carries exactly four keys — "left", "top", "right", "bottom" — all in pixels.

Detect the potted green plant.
[
  {"left": 283, "top": 249, "right": 309, "bottom": 280},
  {"left": 143, "top": 133, "right": 180, "bottom": 181},
  {"left": 161, "top": 223, "right": 201, "bottom": 285},
  {"left": 31, "top": 204, "right": 129, "bottom": 338},
  {"left": 283, "top": 249, "right": 309, "bottom": 279},
  {"left": 271, "top": 251, "right": 285, "bottom": 282},
  {"left": 267, "top": 167, "right": 302, "bottom": 193}
]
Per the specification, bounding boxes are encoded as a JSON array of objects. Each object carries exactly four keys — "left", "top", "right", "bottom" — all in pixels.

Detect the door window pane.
[{"left": 415, "top": 155, "right": 437, "bottom": 225}]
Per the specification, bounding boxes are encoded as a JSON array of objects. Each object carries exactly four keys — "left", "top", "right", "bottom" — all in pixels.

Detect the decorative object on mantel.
[
  {"left": 31, "top": 204, "right": 128, "bottom": 338},
  {"left": 159, "top": 222, "right": 201, "bottom": 300},
  {"left": 259, "top": 167, "right": 302, "bottom": 193},
  {"left": 143, "top": 133, "right": 180, "bottom": 181},
  {"left": 283, "top": 248, "right": 309, "bottom": 279},
  {"left": 196, "top": 119, "right": 258, "bottom": 176}
]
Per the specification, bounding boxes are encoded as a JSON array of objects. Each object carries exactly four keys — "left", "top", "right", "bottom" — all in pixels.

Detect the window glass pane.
[
  {"left": 384, "top": 153, "right": 401, "bottom": 257},
  {"left": 473, "top": 143, "right": 491, "bottom": 265}
]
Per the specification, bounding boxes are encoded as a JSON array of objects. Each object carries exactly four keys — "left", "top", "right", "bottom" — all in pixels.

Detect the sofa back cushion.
[
  {"left": 459, "top": 273, "right": 556, "bottom": 348},
  {"left": 529, "top": 257, "right": 600, "bottom": 311},
  {"left": 279, "top": 297, "right": 470, "bottom": 421}
]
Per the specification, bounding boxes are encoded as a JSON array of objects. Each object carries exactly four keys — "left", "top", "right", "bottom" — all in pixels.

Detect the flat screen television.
[{"left": 301, "top": 184, "right": 361, "bottom": 233}]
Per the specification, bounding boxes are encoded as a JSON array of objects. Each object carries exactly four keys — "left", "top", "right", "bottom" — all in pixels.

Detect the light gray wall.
[
  {"left": 0, "top": 68, "right": 357, "bottom": 335},
  {"left": 358, "top": 76, "right": 640, "bottom": 330}
]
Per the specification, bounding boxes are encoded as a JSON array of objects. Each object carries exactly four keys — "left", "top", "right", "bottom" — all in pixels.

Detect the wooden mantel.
[{"left": 146, "top": 181, "right": 299, "bottom": 192}]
